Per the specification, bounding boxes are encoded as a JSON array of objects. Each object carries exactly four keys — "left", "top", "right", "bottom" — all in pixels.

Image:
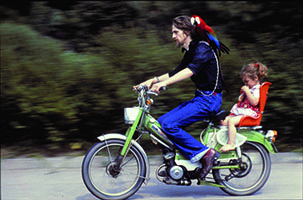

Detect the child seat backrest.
[
  {"left": 238, "top": 82, "right": 272, "bottom": 127},
  {"left": 259, "top": 82, "right": 272, "bottom": 114}
]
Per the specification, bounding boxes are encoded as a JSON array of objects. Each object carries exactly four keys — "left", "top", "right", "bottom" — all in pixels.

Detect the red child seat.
[{"left": 238, "top": 82, "right": 272, "bottom": 127}]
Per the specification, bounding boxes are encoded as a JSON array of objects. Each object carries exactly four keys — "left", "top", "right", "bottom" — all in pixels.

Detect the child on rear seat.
[{"left": 220, "top": 62, "right": 268, "bottom": 152}]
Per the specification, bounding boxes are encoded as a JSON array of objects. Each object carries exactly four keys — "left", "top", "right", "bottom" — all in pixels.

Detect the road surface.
[{"left": 1, "top": 152, "right": 302, "bottom": 200}]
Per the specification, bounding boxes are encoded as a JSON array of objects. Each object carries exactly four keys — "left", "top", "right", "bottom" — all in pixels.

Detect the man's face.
[{"left": 172, "top": 25, "right": 188, "bottom": 48}]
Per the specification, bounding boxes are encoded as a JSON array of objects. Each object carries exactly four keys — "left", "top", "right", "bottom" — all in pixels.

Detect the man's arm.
[
  {"left": 151, "top": 68, "right": 193, "bottom": 93},
  {"left": 157, "top": 73, "right": 170, "bottom": 83},
  {"left": 133, "top": 73, "right": 169, "bottom": 90}
]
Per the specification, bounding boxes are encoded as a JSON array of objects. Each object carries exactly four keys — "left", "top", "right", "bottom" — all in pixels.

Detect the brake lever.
[
  {"left": 147, "top": 90, "right": 158, "bottom": 96},
  {"left": 147, "top": 87, "right": 166, "bottom": 96}
]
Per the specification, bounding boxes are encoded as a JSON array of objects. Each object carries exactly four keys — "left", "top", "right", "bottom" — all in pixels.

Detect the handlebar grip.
[{"left": 160, "top": 86, "right": 166, "bottom": 91}]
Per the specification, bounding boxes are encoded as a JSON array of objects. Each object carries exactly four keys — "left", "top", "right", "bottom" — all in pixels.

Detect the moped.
[{"left": 82, "top": 84, "right": 278, "bottom": 200}]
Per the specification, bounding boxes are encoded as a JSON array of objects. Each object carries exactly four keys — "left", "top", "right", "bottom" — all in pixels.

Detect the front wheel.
[
  {"left": 82, "top": 139, "right": 146, "bottom": 200},
  {"left": 213, "top": 142, "right": 271, "bottom": 196}
]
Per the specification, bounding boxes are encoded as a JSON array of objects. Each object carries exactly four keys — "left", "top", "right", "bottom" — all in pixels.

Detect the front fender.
[
  {"left": 98, "top": 133, "right": 129, "bottom": 142},
  {"left": 239, "top": 130, "right": 276, "bottom": 153},
  {"left": 97, "top": 133, "right": 150, "bottom": 183}
]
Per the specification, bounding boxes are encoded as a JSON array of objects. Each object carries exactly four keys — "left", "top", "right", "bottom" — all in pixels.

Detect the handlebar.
[
  {"left": 135, "top": 85, "right": 166, "bottom": 108},
  {"left": 136, "top": 85, "right": 166, "bottom": 95}
]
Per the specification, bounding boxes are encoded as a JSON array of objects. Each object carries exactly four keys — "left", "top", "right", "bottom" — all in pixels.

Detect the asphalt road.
[{"left": 1, "top": 152, "right": 302, "bottom": 200}]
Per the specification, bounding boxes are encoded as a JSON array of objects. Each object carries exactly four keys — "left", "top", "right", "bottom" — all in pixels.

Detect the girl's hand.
[
  {"left": 241, "top": 85, "right": 259, "bottom": 106},
  {"left": 241, "top": 85, "right": 250, "bottom": 94}
]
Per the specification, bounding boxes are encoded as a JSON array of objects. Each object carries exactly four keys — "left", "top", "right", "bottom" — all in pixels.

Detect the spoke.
[
  {"left": 121, "top": 155, "right": 135, "bottom": 168},
  {"left": 120, "top": 169, "right": 138, "bottom": 176},
  {"left": 119, "top": 169, "right": 146, "bottom": 180},
  {"left": 104, "top": 139, "right": 113, "bottom": 162}
]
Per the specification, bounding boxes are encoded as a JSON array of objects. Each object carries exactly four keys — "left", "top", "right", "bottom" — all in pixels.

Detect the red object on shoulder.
[{"left": 237, "top": 82, "right": 272, "bottom": 127}]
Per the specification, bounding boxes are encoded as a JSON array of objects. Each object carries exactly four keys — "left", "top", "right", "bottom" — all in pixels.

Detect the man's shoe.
[{"left": 199, "top": 148, "right": 217, "bottom": 179}]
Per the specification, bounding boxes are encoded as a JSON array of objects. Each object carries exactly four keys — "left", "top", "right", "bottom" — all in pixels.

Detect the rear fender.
[
  {"left": 97, "top": 133, "right": 150, "bottom": 183},
  {"left": 239, "top": 130, "right": 276, "bottom": 153}
]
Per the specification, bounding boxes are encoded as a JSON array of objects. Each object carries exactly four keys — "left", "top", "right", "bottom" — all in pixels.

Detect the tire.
[
  {"left": 82, "top": 139, "right": 146, "bottom": 200},
  {"left": 213, "top": 142, "right": 271, "bottom": 196}
]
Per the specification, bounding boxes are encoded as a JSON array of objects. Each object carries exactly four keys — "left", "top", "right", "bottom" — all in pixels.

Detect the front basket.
[{"left": 124, "top": 107, "right": 140, "bottom": 124}]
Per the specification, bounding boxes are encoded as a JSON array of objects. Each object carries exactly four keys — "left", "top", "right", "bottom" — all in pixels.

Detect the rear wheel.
[
  {"left": 82, "top": 140, "right": 146, "bottom": 200},
  {"left": 213, "top": 142, "right": 271, "bottom": 195}
]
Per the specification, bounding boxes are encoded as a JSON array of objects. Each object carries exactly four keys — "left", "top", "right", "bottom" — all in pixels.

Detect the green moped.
[{"left": 82, "top": 85, "right": 278, "bottom": 200}]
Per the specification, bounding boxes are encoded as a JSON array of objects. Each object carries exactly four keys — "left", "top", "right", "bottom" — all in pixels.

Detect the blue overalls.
[{"left": 158, "top": 40, "right": 223, "bottom": 163}]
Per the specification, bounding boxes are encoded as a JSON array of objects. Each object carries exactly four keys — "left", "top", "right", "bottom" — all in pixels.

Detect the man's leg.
[{"left": 159, "top": 94, "right": 220, "bottom": 162}]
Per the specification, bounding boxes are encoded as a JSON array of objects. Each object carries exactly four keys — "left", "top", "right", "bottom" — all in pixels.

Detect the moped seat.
[{"left": 209, "top": 110, "right": 228, "bottom": 123}]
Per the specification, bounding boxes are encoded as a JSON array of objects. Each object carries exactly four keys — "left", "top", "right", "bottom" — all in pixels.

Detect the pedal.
[
  {"left": 214, "top": 151, "right": 220, "bottom": 159},
  {"left": 158, "top": 170, "right": 167, "bottom": 177},
  {"left": 213, "top": 152, "right": 220, "bottom": 166}
]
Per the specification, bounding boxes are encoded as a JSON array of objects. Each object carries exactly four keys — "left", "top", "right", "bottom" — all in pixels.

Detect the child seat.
[{"left": 238, "top": 82, "right": 272, "bottom": 127}]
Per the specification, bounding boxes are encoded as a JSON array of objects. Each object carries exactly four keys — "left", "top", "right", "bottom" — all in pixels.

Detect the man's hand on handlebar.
[
  {"left": 151, "top": 82, "right": 167, "bottom": 94},
  {"left": 133, "top": 79, "right": 154, "bottom": 91},
  {"left": 133, "top": 77, "right": 166, "bottom": 94}
]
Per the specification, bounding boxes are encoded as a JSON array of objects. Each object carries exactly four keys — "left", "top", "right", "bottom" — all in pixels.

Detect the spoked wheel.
[
  {"left": 82, "top": 140, "right": 146, "bottom": 200},
  {"left": 213, "top": 142, "right": 271, "bottom": 196}
]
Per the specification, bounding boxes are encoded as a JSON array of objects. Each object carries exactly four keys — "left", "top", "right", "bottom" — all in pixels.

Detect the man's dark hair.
[{"left": 172, "top": 16, "right": 199, "bottom": 40}]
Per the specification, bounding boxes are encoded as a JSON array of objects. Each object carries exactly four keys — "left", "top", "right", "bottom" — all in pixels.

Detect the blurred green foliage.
[{"left": 1, "top": 1, "right": 302, "bottom": 153}]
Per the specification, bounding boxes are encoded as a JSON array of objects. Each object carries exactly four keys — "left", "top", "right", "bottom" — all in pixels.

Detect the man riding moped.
[{"left": 134, "top": 15, "right": 230, "bottom": 180}]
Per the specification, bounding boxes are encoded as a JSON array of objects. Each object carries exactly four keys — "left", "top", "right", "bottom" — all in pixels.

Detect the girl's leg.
[
  {"left": 220, "top": 115, "right": 243, "bottom": 152},
  {"left": 220, "top": 115, "right": 232, "bottom": 126}
]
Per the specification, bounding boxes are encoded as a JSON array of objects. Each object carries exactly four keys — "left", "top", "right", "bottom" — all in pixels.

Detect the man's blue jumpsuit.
[{"left": 158, "top": 40, "right": 224, "bottom": 163}]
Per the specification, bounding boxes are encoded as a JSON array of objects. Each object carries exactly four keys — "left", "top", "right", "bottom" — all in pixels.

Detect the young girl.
[{"left": 220, "top": 62, "right": 268, "bottom": 152}]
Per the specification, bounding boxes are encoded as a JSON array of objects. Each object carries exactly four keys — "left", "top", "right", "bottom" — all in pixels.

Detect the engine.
[
  {"left": 156, "top": 164, "right": 191, "bottom": 186},
  {"left": 169, "top": 165, "right": 184, "bottom": 180}
]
